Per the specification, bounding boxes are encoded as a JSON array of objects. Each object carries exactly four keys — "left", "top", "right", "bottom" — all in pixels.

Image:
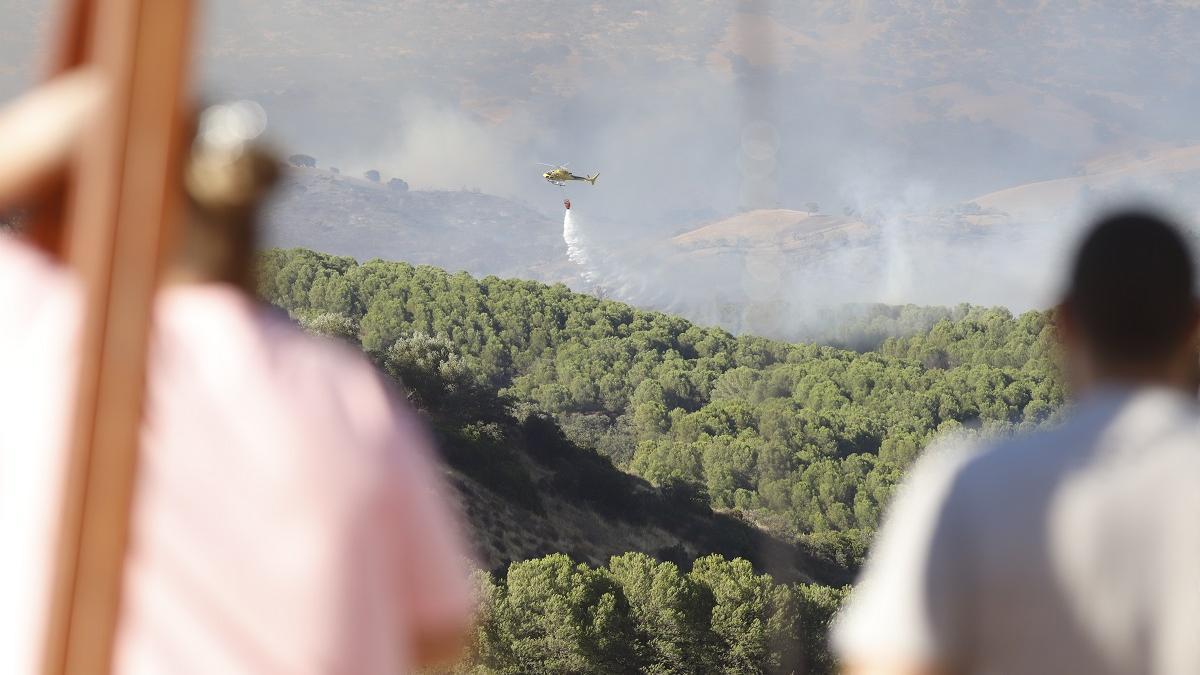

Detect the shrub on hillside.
[{"left": 287, "top": 153, "right": 316, "bottom": 168}]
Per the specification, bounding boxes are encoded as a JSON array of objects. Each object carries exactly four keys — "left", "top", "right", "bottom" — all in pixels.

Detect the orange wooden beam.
[{"left": 39, "top": 0, "right": 195, "bottom": 672}]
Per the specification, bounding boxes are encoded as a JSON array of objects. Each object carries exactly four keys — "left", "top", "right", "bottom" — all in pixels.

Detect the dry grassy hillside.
[
  {"left": 969, "top": 144, "right": 1200, "bottom": 222},
  {"left": 672, "top": 209, "right": 873, "bottom": 256}
]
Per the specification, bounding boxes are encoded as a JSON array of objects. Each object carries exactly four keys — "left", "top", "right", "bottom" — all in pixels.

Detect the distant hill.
[
  {"left": 10, "top": 1, "right": 1200, "bottom": 223},
  {"left": 671, "top": 208, "right": 874, "bottom": 259},
  {"left": 262, "top": 167, "right": 573, "bottom": 281},
  {"left": 967, "top": 143, "right": 1200, "bottom": 223},
  {"left": 258, "top": 177, "right": 1033, "bottom": 342}
]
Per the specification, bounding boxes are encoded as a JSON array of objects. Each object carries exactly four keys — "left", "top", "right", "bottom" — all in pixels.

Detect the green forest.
[
  {"left": 464, "top": 553, "right": 844, "bottom": 674},
  {"left": 258, "top": 247, "right": 1065, "bottom": 673}
]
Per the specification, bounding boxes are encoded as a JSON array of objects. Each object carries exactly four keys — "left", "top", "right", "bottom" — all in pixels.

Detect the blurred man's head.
[{"left": 1059, "top": 210, "right": 1200, "bottom": 392}]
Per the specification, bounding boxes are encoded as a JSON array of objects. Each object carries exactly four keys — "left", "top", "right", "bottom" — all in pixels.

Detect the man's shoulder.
[
  {"left": 906, "top": 424, "right": 1084, "bottom": 524},
  {"left": 948, "top": 391, "right": 1200, "bottom": 514},
  {"left": 964, "top": 389, "right": 1200, "bottom": 471},
  {"left": 964, "top": 426, "right": 1067, "bottom": 472},
  {"left": 914, "top": 429, "right": 1049, "bottom": 488}
]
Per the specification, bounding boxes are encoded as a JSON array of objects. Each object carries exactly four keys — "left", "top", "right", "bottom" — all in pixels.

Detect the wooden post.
[{"left": 37, "top": 0, "right": 195, "bottom": 673}]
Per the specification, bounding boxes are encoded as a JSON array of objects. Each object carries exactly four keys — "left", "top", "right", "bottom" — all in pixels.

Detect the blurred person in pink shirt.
[{"left": 0, "top": 102, "right": 476, "bottom": 674}]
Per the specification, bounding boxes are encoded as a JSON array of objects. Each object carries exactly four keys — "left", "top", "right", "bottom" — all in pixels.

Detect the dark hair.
[{"left": 1066, "top": 210, "right": 1197, "bottom": 362}]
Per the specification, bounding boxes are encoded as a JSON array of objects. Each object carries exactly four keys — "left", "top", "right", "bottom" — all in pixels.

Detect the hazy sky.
[
  {"left": 6, "top": 1, "right": 1200, "bottom": 223},
  {"left": 5, "top": 1, "right": 1200, "bottom": 321}
]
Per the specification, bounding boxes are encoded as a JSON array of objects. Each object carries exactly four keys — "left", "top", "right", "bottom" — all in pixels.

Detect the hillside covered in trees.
[
  {"left": 257, "top": 247, "right": 1066, "bottom": 672},
  {"left": 463, "top": 553, "right": 845, "bottom": 674}
]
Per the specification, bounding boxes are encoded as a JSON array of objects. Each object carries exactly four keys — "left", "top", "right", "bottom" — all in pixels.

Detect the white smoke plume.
[
  {"left": 562, "top": 210, "right": 593, "bottom": 280},
  {"left": 561, "top": 205, "right": 704, "bottom": 314}
]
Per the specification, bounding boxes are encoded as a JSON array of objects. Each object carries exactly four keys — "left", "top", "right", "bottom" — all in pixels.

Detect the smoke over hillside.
[{"left": 5, "top": 0, "right": 1200, "bottom": 320}]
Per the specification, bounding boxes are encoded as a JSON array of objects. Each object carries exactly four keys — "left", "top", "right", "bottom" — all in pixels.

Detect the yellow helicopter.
[{"left": 540, "top": 163, "right": 598, "bottom": 187}]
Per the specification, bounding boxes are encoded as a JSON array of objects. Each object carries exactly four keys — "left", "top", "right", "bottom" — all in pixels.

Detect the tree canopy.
[
  {"left": 258, "top": 247, "right": 1068, "bottom": 671},
  {"left": 261, "top": 247, "right": 1064, "bottom": 567},
  {"left": 462, "top": 552, "right": 846, "bottom": 675}
]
